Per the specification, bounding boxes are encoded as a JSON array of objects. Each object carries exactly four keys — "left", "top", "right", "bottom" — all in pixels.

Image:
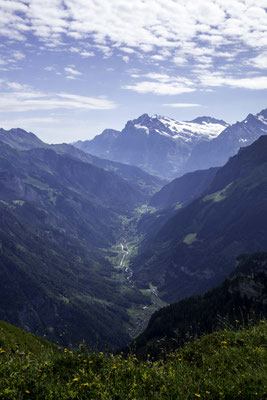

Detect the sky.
[{"left": 0, "top": 0, "right": 266, "bottom": 143}]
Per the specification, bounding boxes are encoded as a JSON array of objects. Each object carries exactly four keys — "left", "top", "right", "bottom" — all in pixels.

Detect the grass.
[
  {"left": 183, "top": 233, "right": 198, "bottom": 245},
  {"left": 0, "top": 321, "right": 266, "bottom": 399},
  {"left": 0, "top": 321, "right": 55, "bottom": 355},
  {"left": 202, "top": 183, "right": 233, "bottom": 203}
]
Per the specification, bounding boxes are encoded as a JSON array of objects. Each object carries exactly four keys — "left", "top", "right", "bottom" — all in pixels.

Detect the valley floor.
[{"left": 106, "top": 205, "right": 167, "bottom": 339}]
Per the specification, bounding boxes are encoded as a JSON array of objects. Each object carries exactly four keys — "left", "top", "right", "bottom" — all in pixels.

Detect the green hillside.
[
  {"left": 0, "top": 320, "right": 55, "bottom": 354},
  {"left": 127, "top": 252, "right": 267, "bottom": 357},
  {"left": 0, "top": 320, "right": 266, "bottom": 399},
  {"left": 133, "top": 136, "right": 267, "bottom": 303}
]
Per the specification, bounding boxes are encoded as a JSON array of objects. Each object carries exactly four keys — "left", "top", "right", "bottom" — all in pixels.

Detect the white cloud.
[
  {"left": 80, "top": 50, "right": 94, "bottom": 57},
  {"left": 248, "top": 53, "right": 267, "bottom": 70},
  {"left": 151, "top": 54, "right": 165, "bottom": 61},
  {"left": 44, "top": 66, "right": 56, "bottom": 71},
  {"left": 199, "top": 72, "right": 267, "bottom": 90},
  {"left": 64, "top": 66, "right": 82, "bottom": 76},
  {"left": 123, "top": 81, "right": 195, "bottom": 95},
  {"left": 0, "top": 0, "right": 266, "bottom": 95},
  {"left": 122, "top": 55, "right": 129, "bottom": 63},
  {"left": 69, "top": 46, "right": 80, "bottom": 53},
  {"left": 12, "top": 50, "right": 25, "bottom": 60},
  {"left": 223, "top": 76, "right": 267, "bottom": 90},
  {"left": 123, "top": 72, "right": 196, "bottom": 95},
  {"left": 0, "top": 0, "right": 266, "bottom": 72},
  {"left": 172, "top": 56, "right": 187, "bottom": 66},
  {"left": 145, "top": 73, "right": 194, "bottom": 86},
  {"left": 163, "top": 103, "right": 202, "bottom": 108},
  {"left": 120, "top": 47, "right": 135, "bottom": 54},
  {"left": 6, "top": 81, "right": 30, "bottom": 90},
  {"left": 69, "top": 46, "right": 94, "bottom": 57},
  {"left": 65, "top": 75, "right": 77, "bottom": 80},
  {"left": 94, "top": 44, "right": 113, "bottom": 58},
  {"left": 0, "top": 80, "right": 117, "bottom": 112}
]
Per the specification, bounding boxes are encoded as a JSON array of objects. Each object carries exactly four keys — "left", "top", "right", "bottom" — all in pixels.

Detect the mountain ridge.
[
  {"left": 132, "top": 134, "right": 267, "bottom": 303},
  {"left": 74, "top": 113, "right": 227, "bottom": 179},
  {"left": 181, "top": 108, "right": 267, "bottom": 175},
  {"left": 0, "top": 127, "right": 164, "bottom": 197}
]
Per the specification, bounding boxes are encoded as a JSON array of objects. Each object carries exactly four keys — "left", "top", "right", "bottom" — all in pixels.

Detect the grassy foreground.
[{"left": 0, "top": 321, "right": 267, "bottom": 399}]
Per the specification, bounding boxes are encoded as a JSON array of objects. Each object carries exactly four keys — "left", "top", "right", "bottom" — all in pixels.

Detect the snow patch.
[
  {"left": 258, "top": 115, "right": 267, "bottom": 125},
  {"left": 134, "top": 124, "right": 150, "bottom": 134},
  {"left": 156, "top": 115, "right": 226, "bottom": 141},
  {"left": 132, "top": 114, "right": 227, "bottom": 143}
]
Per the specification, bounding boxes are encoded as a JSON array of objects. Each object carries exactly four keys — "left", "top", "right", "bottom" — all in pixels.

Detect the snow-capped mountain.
[
  {"left": 74, "top": 114, "right": 228, "bottom": 180},
  {"left": 151, "top": 115, "right": 228, "bottom": 141},
  {"left": 126, "top": 114, "right": 227, "bottom": 142},
  {"left": 181, "top": 108, "right": 267, "bottom": 175}
]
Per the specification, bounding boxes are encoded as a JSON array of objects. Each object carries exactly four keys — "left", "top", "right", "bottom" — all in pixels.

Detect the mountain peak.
[
  {"left": 132, "top": 113, "right": 156, "bottom": 127},
  {"left": 190, "top": 116, "right": 228, "bottom": 126},
  {"left": 135, "top": 113, "right": 150, "bottom": 122},
  {"left": 181, "top": 106, "right": 267, "bottom": 175},
  {"left": 100, "top": 128, "right": 120, "bottom": 138},
  {"left": 256, "top": 108, "right": 267, "bottom": 124},
  {"left": 0, "top": 127, "right": 46, "bottom": 150},
  {"left": 124, "top": 113, "right": 167, "bottom": 135},
  {"left": 124, "top": 113, "right": 227, "bottom": 140},
  {"left": 239, "top": 109, "right": 267, "bottom": 125}
]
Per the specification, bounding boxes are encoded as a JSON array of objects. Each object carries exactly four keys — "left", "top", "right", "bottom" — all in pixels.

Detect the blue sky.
[{"left": 0, "top": 0, "right": 266, "bottom": 143}]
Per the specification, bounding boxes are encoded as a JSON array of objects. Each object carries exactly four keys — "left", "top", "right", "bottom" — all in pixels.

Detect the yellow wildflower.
[
  {"left": 194, "top": 394, "right": 201, "bottom": 398},
  {"left": 73, "top": 377, "right": 79, "bottom": 381}
]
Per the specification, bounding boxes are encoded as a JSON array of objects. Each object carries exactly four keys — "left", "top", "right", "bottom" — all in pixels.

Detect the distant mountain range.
[
  {"left": 74, "top": 109, "right": 267, "bottom": 181},
  {"left": 74, "top": 114, "right": 228, "bottom": 180}
]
